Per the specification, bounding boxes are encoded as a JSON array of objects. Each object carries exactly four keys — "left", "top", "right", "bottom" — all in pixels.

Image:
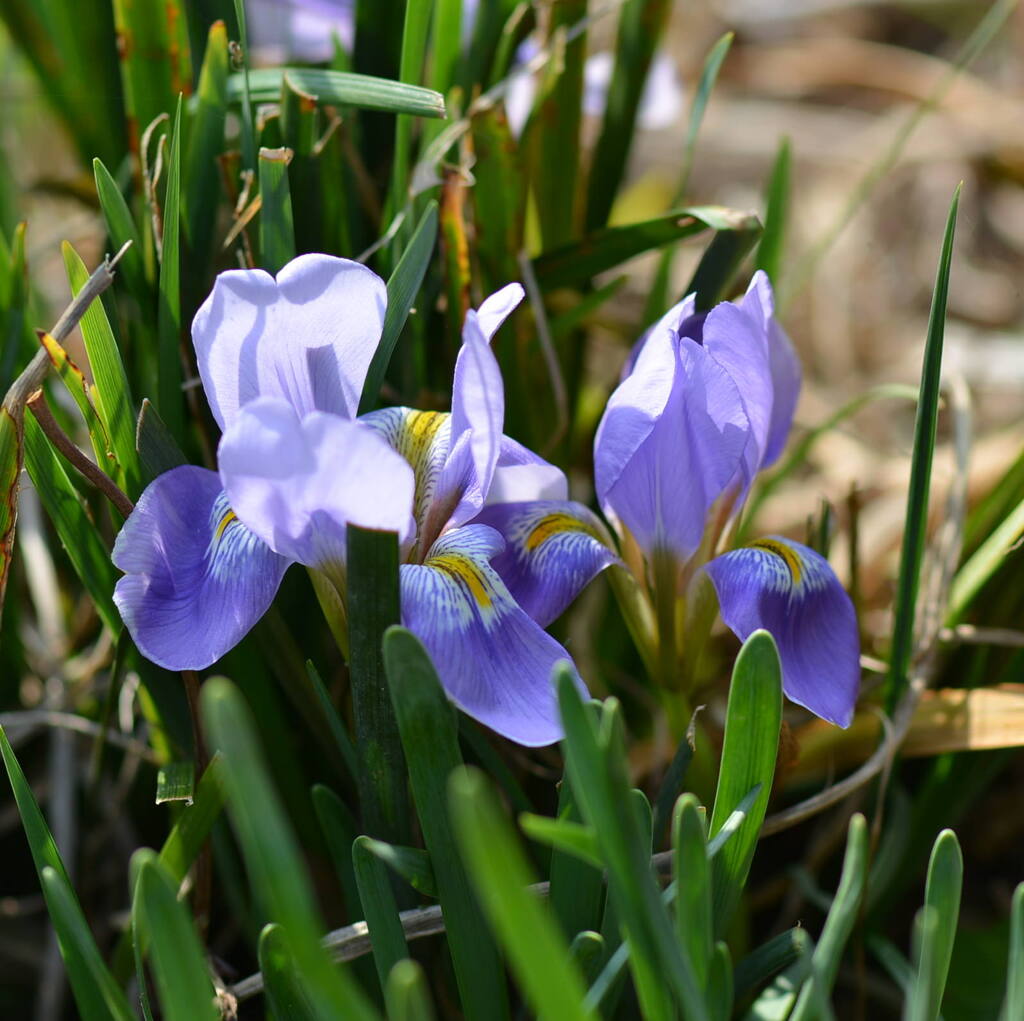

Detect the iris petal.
[
  {"left": 112, "top": 466, "right": 290, "bottom": 670},
  {"left": 486, "top": 436, "right": 569, "bottom": 505},
  {"left": 474, "top": 501, "right": 617, "bottom": 626},
  {"left": 219, "top": 397, "right": 415, "bottom": 569},
  {"left": 704, "top": 536, "right": 860, "bottom": 728},
  {"left": 192, "top": 254, "right": 386, "bottom": 430},
  {"left": 400, "top": 524, "right": 586, "bottom": 746},
  {"left": 595, "top": 325, "right": 749, "bottom": 559}
]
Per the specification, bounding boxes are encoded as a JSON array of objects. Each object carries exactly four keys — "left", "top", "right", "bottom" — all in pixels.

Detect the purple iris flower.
[
  {"left": 112, "top": 255, "right": 606, "bottom": 746},
  {"left": 485, "top": 271, "right": 859, "bottom": 728}
]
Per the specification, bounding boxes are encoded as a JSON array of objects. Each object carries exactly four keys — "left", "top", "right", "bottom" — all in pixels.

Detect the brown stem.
[{"left": 26, "top": 394, "right": 135, "bottom": 520}]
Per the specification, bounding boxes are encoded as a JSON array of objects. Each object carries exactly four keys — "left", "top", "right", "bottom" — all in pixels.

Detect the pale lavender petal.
[
  {"left": 595, "top": 323, "right": 749, "bottom": 559},
  {"left": 400, "top": 524, "right": 588, "bottom": 746},
  {"left": 219, "top": 397, "right": 415, "bottom": 569},
  {"left": 704, "top": 537, "right": 860, "bottom": 728},
  {"left": 112, "top": 466, "right": 290, "bottom": 670},
  {"left": 192, "top": 254, "right": 386, "bottom": 430},
  {"left": 439, "top": 285, "right": 523, "bottom": 529},
  {"left": 474, "top": 501, "right": 618, "bottom": 626},
  {"left": 486, "top": 436, "right": 569, "bottom": 505},
  {"left": 620, "top": 294, "right": 697, "bottom": 381}
]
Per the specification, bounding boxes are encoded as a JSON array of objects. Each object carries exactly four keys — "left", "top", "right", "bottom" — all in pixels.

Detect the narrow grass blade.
[
  {"left": 1001, "top": 884, "right": 1024, "bottom": 1021},
  {"left": 0, "top": 725, "right": 135, "bottom": 1020},
  {"left": 135, "top": 858, "right": 218, "bottom": 1021},
  {"left": 557, "top": 672, "right": 709, "bottom": 1021},
  {"left": 229, "top": 69, "right": 445, "bottom": 118},
  {"left": 469, "top": 106, "right": 523, "bottom": 291},
  {"left": 685, "top": 215, "right": 763, "bottom": 311},
  {"left": 756, "top": 138, "right": 791, "bottom": 287},
  {"left": 677, "top": 32, "right": 734, "bottom": 201},
  {"left": 358, "top": 202, "right": 438, "bottom": 414},
  {"left": 544, "top": 777, "right": 605, "bottom": 938},
  {"left": 651, "top": 731, "right": 695, "bottom": 846},
  {"left": 155, "top": 761, "right": 194, "bottom": 805},
  {"left": 519, "top": 813, "right": 601, "bottom": 869},
  {"left": 22, "top": 413, "right": 120, "bottom": 634},
  {"left": 885, "top": 185, "right": 960, "bottom": 711},
  {"left": 735, "top": 928, "right": 811, "bottom": 1002},
  {"left": 259, "top": 923, "right": 318, "bottom": 1020},
  {"left": 63, "top": 243, "right": 141, "bottom": 497},
  {"left": 385, "top": 959, "right": 436, "bottom": 1021},
  {"left": 112, "top": 0, "right": 191, "bottom": 165},
  {"left": 708, "top": 942, "right": 734, "bottom": 1021},
  {"left": 201, "top": 677, "right": 378, "bottom": 1020},
  {"left": 311, "top": 784, "right": 362, "bottom": 920},
  {"left": 383, "top": 626, "right": 507, "bottom": 1021},
  {"left": 346, "top": 526, "right": 408, "bottom": 843},
  {"left": 789, "top": 815, "right": 869, "bottom": 1021},
  {"left": 258, "top": 146, "right": 297, "bottom": 275},
  {"left": 231, "top": 0, "right": 256, "bottom": 171},
  {"left": 135, "top": 398, "right": 187, "bottom": 482},
  {"left": 584, "top": 0, "right": 671, "bottom": 231},
  {"left": 157, "top": 98, "right": 184, "bottom": 441},
  {"left": 449, "top": 767, "right": 595, "bottom": 1021},
  {"left": 183, "top": 19, "right": 229, "bottom": 271},
  {"left": 534, "top": 206, "right": 759, "bottom": 291},
  {"left": 359, "top": 838, "right": 436, "bottom": 898},
  {"left": 527, "top": 5, "right": 585, "bottom": 249},
  {"left": 709, "top": 631, "right": 782, "bottom": 934},
  {"left": 306, "top": 660, "right": 359, "bottom": 782},
  {"left": 674, "top": 794, "right": 712, "bottom": 988},
  {"left": 93, "top": 159, "right": 151, "bottom": 297},
  {"left": 907, "top": 829, "right": 963, "bottom": 1021},
  {"left": 353, "top": 836, "right": 409, "bottom": 991}
]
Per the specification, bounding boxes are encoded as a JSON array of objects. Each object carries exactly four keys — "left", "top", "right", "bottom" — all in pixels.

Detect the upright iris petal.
[
  {"left": 594, "top": 301, "right": 750, "bottom": 560},
  {"left": 704, "top": 537, "right": 860, "bottom": 728},
  {"left": 192, "top": 253, "right": 386, "bottom": 430},
  {"left": 112, "top": 467, "right": 291, "bottom": 670},
  {"left": 400, "top": 525, "right": 582, "bottom": 747}
]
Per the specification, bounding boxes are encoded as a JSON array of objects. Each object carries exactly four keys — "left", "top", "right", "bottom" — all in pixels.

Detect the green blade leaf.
[
  {"left": 228, "top": 68, "right": 446, "bottom": 118},
  {"left": 312, "top": 784, "right": 362, "bottom": 921},
  {"left": 788, "top": 815, "right": 869, "bottom": 1021},
  {"left": 258, "top": 146, "right": 297, "bottom": 275},
  {"left": 259, "top": 923, "right": 320, "bottom": 1021},
  {"left": 358, "top": 838, "right": 437, "bottom": 899},
  {"left": 556, "top": 672, "right": 709, "bottom": 1021},
  {"left": 0, "top": 725, "right": 135, "bottom": 1020},
  {"left": 201, "top": 677, "right": 379, "bottom": 1021},
  {"left": 383, "top": 626, "right": 507, "bottom": 1021},
  {"left": 1001, "top": 884, "right": 1024, "bottom": 1021},
  {"left": 709, "top": 630, "right": 782, "bottom": 934},
  {"left": 885, "top": 184, "right": 960, "bottom": 709},
  {"left": 135, "top": 859, "right": 218, "bottom": 1021},
  {"left": 534, "top": 206, "right": 760, "bottom": 291},
  {"left": 907, "top": 829, "right": 963, "bottom": 1021},
  {"left": 449, "top": 766, "right": 596, "bottom": 1021},
  {"left": 63, "top": 242, "right": 141, "bottom": 497},
  {"left": 385, "top": 959, "right": 436, "bottom": 1021},
  {"left": 755, "top": 137, "right": 791, "bottom": 287},
  {"left": 93, "top": 158, "right": 152, "bottom": 297},
  {"left": 584, "top": 0, "right": 671, "bottom": 231},
  {"left": 183, "top": 19, "right": 229, "bottom": 272},
  {"left": 519, "top": 812, "right": 602, "bottom": 870},
  {"left": 353, "top": 835, "right": 409, "bottom": 991},
  {"left": 346, "top": 526, "right": 408, "bottom": 843},
  {"left": 734, "top": 928, "right": 810, "bottom": 1001},
  {"left": 673, "top": 794, "right": 712, "bottom": 989},
  {"left": 22, "top": 413, "right": 120, "bottom": 634},
  {"left": 359, "top": 201, "right": 439, "bottom": 414},
  {"left": 157, "top": 97, "right": 184, "bottom": 441}
]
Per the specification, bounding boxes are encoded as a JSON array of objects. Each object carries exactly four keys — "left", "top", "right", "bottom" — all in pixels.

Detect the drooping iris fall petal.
[
  {"left": 218, "top": 396, "right": 416, "bottom": 570},
  {"left": 400, "top": 524, "right": 586, "bottom": 746},
  {"left": 112, "top": 466, "right": 291, "bottom": 670},
  {"left": 474, "top": 501, "right": 618, "bottom": 627},
  {"left": 192, "top": 254, "right": 386, "bottom": 430},
  {"left": 704, "top": 536, "right": 860, "bottom": 728}
]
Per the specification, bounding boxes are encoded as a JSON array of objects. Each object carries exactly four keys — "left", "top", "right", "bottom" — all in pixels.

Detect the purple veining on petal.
[
  {"left": 112, "top": 466, "right": 291, "bottom": 670},
  {"left": 704, "top": 536, "right": 860, "bottom": 728}
]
